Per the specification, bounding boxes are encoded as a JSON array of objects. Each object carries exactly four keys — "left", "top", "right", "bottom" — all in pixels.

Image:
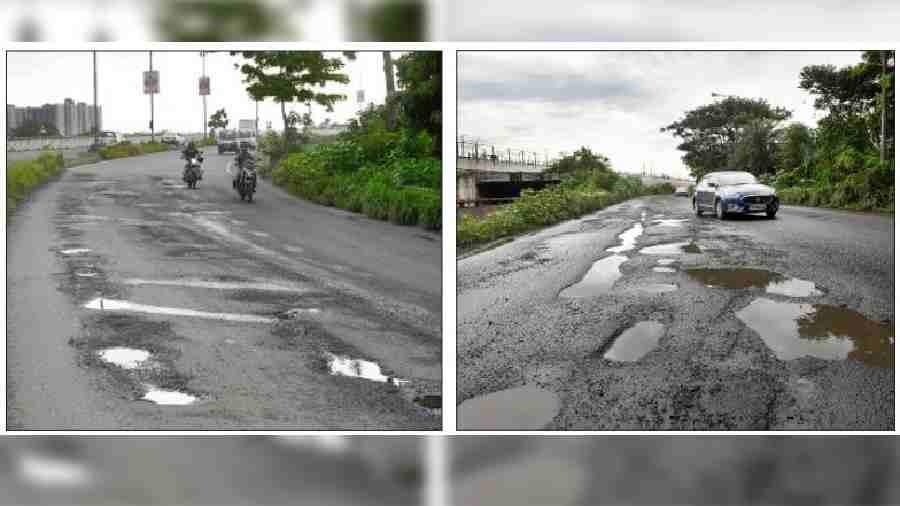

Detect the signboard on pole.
[
  {"left": 143, "top": 70, "right": 159, "bottom": 94},
  {"left": 199, "top": 76, "right": 210, "bottom": 96}
]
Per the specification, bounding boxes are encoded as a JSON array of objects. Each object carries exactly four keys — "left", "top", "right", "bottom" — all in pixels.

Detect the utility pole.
[
  {"left": 201, "top": 50, "right": 208, "bottom": 140},
  {"left": 255, "top": 99, "right": 259, "bottom": 137},
  {"left": 92, "top": 51, "right": 98, "bottom": 146},
  {"left": 149, "top": 51, "right": 155, "bottom": 142},
  {"left": 383, "top": 51, "right": 397, "bottom": 131},
  {"left": 880, "top": 50, "right": 887, "bottom": 164}
]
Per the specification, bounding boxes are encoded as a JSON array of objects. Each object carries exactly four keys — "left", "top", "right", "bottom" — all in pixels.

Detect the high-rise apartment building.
[{"left": 7, "top": 98, "right": 103, "bottom": 137}]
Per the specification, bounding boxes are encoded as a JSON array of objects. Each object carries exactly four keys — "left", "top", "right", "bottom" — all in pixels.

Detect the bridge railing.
[{"left": 456, "top": 139, "right": 560, "bottom": 169}]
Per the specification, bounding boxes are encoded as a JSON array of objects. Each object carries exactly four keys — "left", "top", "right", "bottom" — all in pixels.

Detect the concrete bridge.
[{"left": 456, "top": 141, "right": 561, "bottom": 206}]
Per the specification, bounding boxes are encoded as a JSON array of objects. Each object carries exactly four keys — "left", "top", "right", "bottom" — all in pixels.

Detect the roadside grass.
[
  {"left": 97, "top": 141, "right": 172, "bottom": 160},
  {"left": 6, "top": 152, "right": 66, "bottom": 217},
  {"left": 457, "top": 180, "right": 674, "bottom": 253},
  {"left": 777, "top": 183, "right": 894, "bottom": 214}
]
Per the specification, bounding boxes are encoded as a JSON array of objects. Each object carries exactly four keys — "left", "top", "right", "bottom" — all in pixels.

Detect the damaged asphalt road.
[
  {"left": 457, "top": 195, "right": 893, "bottom": 430},
  {"left": 7, "top": 150, "right": 441, "bottom": 430}
]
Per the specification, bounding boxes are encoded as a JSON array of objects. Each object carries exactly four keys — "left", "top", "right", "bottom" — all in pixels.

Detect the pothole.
[
  {"left": 601, "top": 321, "right": 665, "bottom": 362},
  {"left": 686, "top": 268, "right": 823, "bottom": 297},
  {"left": 736, "top": 298, "right": 894, "bottom": 368},
  {"left": 414, "top": 395, "right": 442, "bottom": 415},
  {"left": 97, "top": 347, "right": 151, "bottom": 369},
  {"left": 653, "top": 219, "right": 689, "bottom": 227},
  {"left": 653, "top": 267, "right": 676, "bottom": 273},
  {"left": 60, "top": 248, "right": 92, "bottom": 255},
  {"left": 639, "top": 241, "right": 700, "bottom": 255},
  {"left": 325, "top": 353, "right": 409, "bottom": 385},
  {"left": 657, "top": 258, "right": 676, "bottom": 265},
  {"left": 457, "top": 385, "right": 560, "bottom": 430},
  {"left": 606, "top": 222, "right": 643, "bottom": 253},
  {"left": 637, "top": 283, "right": 678, "bottom": 293},
  {"left": 142, "top": 386, "right": 198, "bottom": 405},
  {"left": 559, "top": 255, "right": 627, "bottom": 298}
]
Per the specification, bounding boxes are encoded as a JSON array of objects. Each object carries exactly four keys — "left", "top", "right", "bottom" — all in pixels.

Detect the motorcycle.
[
  {"left": 183, "top": 154, "right": 204, "bottom": 189},
  {"left": 234, "top": 157, "right": 257, "bottom": 202}
]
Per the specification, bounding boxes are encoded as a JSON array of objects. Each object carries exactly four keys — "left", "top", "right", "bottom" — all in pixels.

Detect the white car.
[{"left": 160, "top": 132, "right": 185, "bottom": 145}]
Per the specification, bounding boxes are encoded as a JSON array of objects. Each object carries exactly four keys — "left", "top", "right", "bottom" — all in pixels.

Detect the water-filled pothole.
[
  {"left": 653, "top": 267, "right": 676, "bottom": 273},
  {"left": 143, "top": 386, "right": 198, "bottom": 405},
  {"left": 60, "top": 248, "right": 92, "bottom": 255},
  {"left": 457, "top": 385, "right": 559, "bottom": 430},
  {"left": 601, "top": 321, "right": 665, "bottom": 362},
  {"left": 17, "top": 453, "right": 94, "bottom": 488},
  {"left": 653, "top": 219, "right": 689, "bottom": 227},
  {"left": 326, "top": 353, "right": 409, "bottom": 385},
  {"left": 84, "top": 297, "right": 275, "bottom": 323},
  {"left": 606, "top": 223, "right": 643, "bottom": 253},
  {"left": 686, "top": 268, "right": 823, "bottom": 297},
  {"left": 559, "top": 255, "right": 627, "bottom": 298},
  {"left": 736, "top": 298, "right": 894, "bottom": 368},
  {"left": 637, "top": 283, "right": 678, "bottom": 294},
  {"left": 639, "top": 241, "right": 700, "bottom": 255},
  {"left": 98, "top": 347, "right": 150, "bottom": 369}
]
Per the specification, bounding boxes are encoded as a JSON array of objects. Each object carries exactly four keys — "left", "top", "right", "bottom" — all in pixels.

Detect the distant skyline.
[
  {"left": 459, "top": 51, "right": 863, "bottom": 179},
  {"left": 7, "top": 51, "right": 395, "bottom": 134}
]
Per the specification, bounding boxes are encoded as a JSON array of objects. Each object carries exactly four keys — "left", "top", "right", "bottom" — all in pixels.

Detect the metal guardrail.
[{"left": 456, "top": 139, "right": 560, "bottom": 168}]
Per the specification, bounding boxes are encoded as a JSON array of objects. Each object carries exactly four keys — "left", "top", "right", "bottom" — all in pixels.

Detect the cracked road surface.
[
  {"left": 457, "top": 195, "right": 893, "bottom": 430},
  {"left": 7, "top": 150, "right": 441, "bottom": 429}
]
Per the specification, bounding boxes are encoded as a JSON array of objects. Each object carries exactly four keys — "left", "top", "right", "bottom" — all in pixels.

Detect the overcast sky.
[
  {"left": 7, "top": 51, "right": 393, "bottom": 134},
  {"left": 447, "top": 0, "right": 900, "bottom": 41},
  {"left": 458, "top": 51, "right": 865, "bottom": 179}
]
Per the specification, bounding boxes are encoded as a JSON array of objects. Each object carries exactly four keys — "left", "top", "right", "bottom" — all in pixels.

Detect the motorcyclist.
[
  {"left": 233, "top": 145, "right": 255, "bottom": 188},
  {"left": 182, "top": 141, "right": 203, "bottom": 180}
]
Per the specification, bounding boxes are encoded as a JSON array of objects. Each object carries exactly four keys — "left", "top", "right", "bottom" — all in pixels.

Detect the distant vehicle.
[
  {"left": 236, "top": 121, "right": 257, "bottom": 151},
  {"left": 160, "top": 132, "right": 185, "bottom": 145},
  {"left": 674, "top": 185, "right": 690, "bottom": 196},
  {"left": 693, "top": 171, "right": 778, "bottom": 219},
  {"left": 217, "top": 130, "right": 239, "bottom": 154},
  {"left": 97, "top": 130, "right": 122, "bottom": 145}
]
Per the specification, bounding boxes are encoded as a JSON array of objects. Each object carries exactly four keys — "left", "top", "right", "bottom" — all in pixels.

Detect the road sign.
[
  {"left": 143, "top": 70, "right": 159, "bottom": 94},
  {"left": 199, "top": 76, "right": 210, "bottom": 96}
]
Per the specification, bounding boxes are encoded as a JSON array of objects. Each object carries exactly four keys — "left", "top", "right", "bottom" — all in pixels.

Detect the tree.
[
  {"left": 14, "top": 120, "right": 59, "bottom": 138},
  {"left": 394, "top": 51, "right": 442, "bottom": 155},
  {"left": 550, "top": 147, "right": 618, "bottom": 190},
  {"left": 233, "top": 51, "right": 352, "bottom": 147},
  {"left": 207, "top": 108, "right": 229, "bottom": 136},
  {"left": 661, "top": 97, "right": 791, "bottom": 179},
  {"left": 728, "top": 120, "right": 779, "bottom": 176},
  {"left": 154, "top": 0, "right": 289, "bottom": 41},
  {"left": 776, "top": 123, "right": 815, "bottom": 174},
  {"left": 383, "top": 52, "right": 398, "bottom": 131}
]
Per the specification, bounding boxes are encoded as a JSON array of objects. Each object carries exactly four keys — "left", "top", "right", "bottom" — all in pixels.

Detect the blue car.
[{"left": 693, "top": 171, "right": 778, "bottom": 219}]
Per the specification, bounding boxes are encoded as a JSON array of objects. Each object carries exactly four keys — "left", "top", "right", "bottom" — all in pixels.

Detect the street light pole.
[
  {"left": 149, "top": 51, "right": 155, "bottom": 143},
  {"left": 201, "top": 50, "right": 208, "bottom": 141},
  {"left": 93, "top": 51, "right": 98, "bottom": 146}
]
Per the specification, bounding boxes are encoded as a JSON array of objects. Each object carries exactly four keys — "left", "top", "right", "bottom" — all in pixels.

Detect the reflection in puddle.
[
  {"left": 639, "top": 242, "right": 700, "bottom": 255},
  {"left": 17, "top": 453, "right": 94, "bottom": 488},
  {"left": 326, "top": 353, "right": 409, "bottom": 385},
  {"left": 143, "top": 386, "right": 198, "bottom": 405},
  {"left": 84, "top": 297, "right": 275, "bottom": 323},
  {"left": 653, "top": 267, "right": 676, "bottom": 273},
  {"left": 98, "top": 347, "right": 150, "bottom": 369},
  {"left": 606, "top": 223, "right": 643, "bottom": 253},
  {"left": 559, "top": 255, "right": 627, "bottom": 298},
  {"left": 60, "top": 248, "right": 92, "bottom": 255},
  {"left": 638, "top": 283, "right": 678, "bottom": 293},
  {"left": 603, "top": 321, "right": 665, "bottom": 362},
  {"left": 122, "top": 278, "right": 311, "bottom": 293},
  {"left": 458, "top": 385, "right": 559, "bottom": 430},
  {"left": 686, "top": 268, "right": 822, "bottom": 297},
  {"left": 736, "top": 298, "right": 894, "bottom": 368}
]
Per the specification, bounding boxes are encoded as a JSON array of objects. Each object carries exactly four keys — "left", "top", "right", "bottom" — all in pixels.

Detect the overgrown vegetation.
[
  {"left": 664, "top": 51, "right": 894, "bottom": 212},
  {"left": 458, "top": 147, "right": 675, "bottom": 251},
  {"left": 7, "top": 152, "right": 65, "bottom": 216},
  {"left": 257, "top": 51, "right": 441, "bottom": 229},
  {"left": 97, "top": 141, "right": 171, "bottom": 160}
]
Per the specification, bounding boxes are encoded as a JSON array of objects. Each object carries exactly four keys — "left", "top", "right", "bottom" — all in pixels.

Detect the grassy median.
[
  {"left": 97, "top": 141, "right": 172, "bottom": 160},
  {"left": 6, "top": 152, "right": 66, "bottom": 217}
]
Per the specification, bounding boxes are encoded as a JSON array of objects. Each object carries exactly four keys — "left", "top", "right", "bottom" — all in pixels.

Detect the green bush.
[
  {"left": 7, "top": 152, "right": 65, "bottom": 216},
  {"left": 97, "top": 141, "right": 170, "bottom": 160}
]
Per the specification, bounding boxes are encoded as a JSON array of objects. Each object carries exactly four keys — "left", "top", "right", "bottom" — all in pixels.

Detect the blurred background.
[
  {"left": 3, "top": 0, "right": 898, "bottom": 42},
  {"left": 3, "top": 436, "right": 899, "bottom": 505}
]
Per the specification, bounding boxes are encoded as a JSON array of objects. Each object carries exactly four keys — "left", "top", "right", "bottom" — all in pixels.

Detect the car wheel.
[
  {"left": 766, "top": 209, "right": 777, "bottom": 219},
  {"left": 693, "top": 198, "right": 703, "bottom": 216},
  {"left": 715, "top": 199, "right": 728, "bottom": 220}
]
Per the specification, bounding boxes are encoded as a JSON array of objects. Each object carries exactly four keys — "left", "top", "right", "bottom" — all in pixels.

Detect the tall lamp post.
[{"left": 93, "top": 51, "right": 99, "bottom": 146}]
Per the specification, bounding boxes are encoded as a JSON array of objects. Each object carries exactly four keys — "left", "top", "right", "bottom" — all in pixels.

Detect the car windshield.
[{"left": 716, "top": 173, "right": 758, "bottom": 185}]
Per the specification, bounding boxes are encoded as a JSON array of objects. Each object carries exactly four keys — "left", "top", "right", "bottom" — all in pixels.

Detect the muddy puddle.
[
  {"left": 84, "top": 297, "right": 275, "bottom": 323},
  {"left": 326, "top": 353, "right": 409, "bottom": 385},
  {"left": 606, "top": 223, "right": 644, "bottom": 253},
  {"left": 601, "top": 321, "right": 665, "bottom": 362},
  {"left": 686, "top": 268, "right": 822, "bottom": 297},
  {"left": 98, "top": 347, "right": 150, "bottom": 369},
  {"left": 653, "top": 267, "right": 676, "bottom": 273},
  {"left": 637, "top": 283, "right": 678, "bottom": 294},
  {"left": 736, "top": 298, "right": 894, "bottom": 368},
  {"left": 639, "top": 241, "right": 700, "bottom": 255},
  {"left": 457, "top": 385, "right": 560, "bottom": 430},
  {"left": 18, "top": 453, "right": 94, "bottom": 488},
  {"left": 143, "top": 386, "right": 198, "bottom": 405},
  {"left": 559, "top": 255, "right": 627, "bottom": 298}
]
